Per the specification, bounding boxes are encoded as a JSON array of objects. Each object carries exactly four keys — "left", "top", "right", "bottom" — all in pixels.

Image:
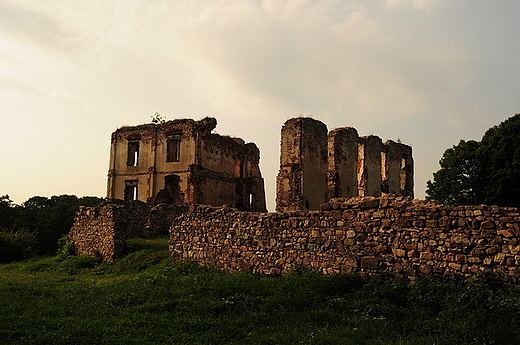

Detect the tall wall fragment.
[
  {"left": 327, "top": 127, "right": 359, "bottom": 199},
  {"left": 275, "top": 118, "right": 328, "bottom": 212},
  {"left": 276, "top": 118, "right": 414, "bottom": 211}
]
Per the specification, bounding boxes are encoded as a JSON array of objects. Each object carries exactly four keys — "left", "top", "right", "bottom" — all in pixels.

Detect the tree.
[
  {"left": 18, "top": 195, "right": 104, "bottom": 255},
  {"left": 0, "top": 195, "right": 17, "bottom": 229},
  {"left": 479, "top": 114, "right": 520, "bottom": 208},
  {"left": 427, "top": 113, "right": 520, "bottom": 208},
  {"left": 426, "top": 140, "right": 483, "bottom": 206}
]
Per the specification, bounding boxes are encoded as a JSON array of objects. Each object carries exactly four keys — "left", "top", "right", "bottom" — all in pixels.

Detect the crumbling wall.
[
  {"left": 170, "top": 196, "right": 520, "bottom": 281},
  {"left": 327, "top": 128, "right": 359, "bottom": 199},
  {"left": 197, "top": 134, "right": 266, "bottom": 212},
  {"left": 276, "top": 117, "right": 328, "bottom": 212},
  {"left": 106, "top": 117, "right": 266, "bottom": 212},
  {"left": 69, "top": 202, "right": 184, "bottom": 261},
  {"left": 69, "top": 202, "right": 147, "bottom": 261},
  {"left": 277, "top": 118, "right": 414, "bottom": 211}
]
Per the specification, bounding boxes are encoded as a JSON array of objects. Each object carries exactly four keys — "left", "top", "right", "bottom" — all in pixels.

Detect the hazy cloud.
[{"left": 0, "top": 0, "right": 79, "bottom": 52}]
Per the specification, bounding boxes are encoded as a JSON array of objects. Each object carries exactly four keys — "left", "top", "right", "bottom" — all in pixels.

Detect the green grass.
[{"left": 1, "top": 237, "right": 519, "bottom": 344}]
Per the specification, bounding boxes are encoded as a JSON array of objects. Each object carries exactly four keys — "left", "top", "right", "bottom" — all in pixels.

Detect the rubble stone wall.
[
  {"left": 170, "top": 196, "right": 520, "bottom": 281},
  {"left": 69, "top": 202, "right": 184, "bottom": 261},
  {"left": 69, "top": 204, "right": 133, "bottom": 261}
]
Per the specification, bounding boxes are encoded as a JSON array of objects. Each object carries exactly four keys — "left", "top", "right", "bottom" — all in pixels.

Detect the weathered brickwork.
[
  {"left": 170, "top": 196, "right": 520, "bottom": 281},
  {"left": 69, "top": 201, "right": 185, "bottom": 261}
]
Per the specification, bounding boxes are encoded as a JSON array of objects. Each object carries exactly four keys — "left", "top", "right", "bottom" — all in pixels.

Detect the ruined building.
[
  {"left": 276, "top": 117, "right": 413, "bottom": 212},
  {"left": 106, "top": 117, "right": 267, "bottom": 212},
  {"left": 72, "top": 116, "right": 520, "bottom": 282}
]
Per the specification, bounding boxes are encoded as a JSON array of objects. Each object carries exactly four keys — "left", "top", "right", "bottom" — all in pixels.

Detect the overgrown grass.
[{"left": 1, "top": 237, "right": 519, "bottom": 344}]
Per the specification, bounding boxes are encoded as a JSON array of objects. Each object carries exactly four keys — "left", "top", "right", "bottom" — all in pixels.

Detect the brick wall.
[{"left": 169, "top": 196, "right": 520, "bottom": 280}]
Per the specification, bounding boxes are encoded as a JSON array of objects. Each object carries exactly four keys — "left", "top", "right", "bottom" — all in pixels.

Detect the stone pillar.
[
  {"left": 363, "top": 136, "right": 384, "bottom": 197},
  {"left": 327, "top": 127, "right": 359, "bottom": 199},
  {"left": 276, "top": 117, "right": 328, "bottom": 212}
]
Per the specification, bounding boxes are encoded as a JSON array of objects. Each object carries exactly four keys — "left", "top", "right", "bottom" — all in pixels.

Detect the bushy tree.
[
  {"left": 0, "top": 228, "right": 37, "bottom": 263},
  {"left": 479, "top": 114, "right": 520, "bottom": 207},
  {"left": 18, "top": 195, "right": 104, "bottom": 255},
  {"left": 0, "top": 194, "right": 104, "bottom": 258},
  {"left": 426, "top": 140, "right": 482, "bottom": 206},
  {"left": 427, "top": 114, "right": 520, "bottom": 208},
  {"left": 0, "top": 195, "right": 17, "bottom": 229}
]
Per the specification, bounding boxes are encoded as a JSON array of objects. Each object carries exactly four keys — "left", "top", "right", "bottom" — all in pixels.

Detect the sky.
[{"left": 1, "top": 0, "right": 519, "bottom": 211}]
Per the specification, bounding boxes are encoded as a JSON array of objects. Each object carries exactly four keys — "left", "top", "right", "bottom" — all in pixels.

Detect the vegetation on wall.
[
  {"left": 426, "top": 113, "right": 520, "bottom": 207},
  {"left": 0, "top": 194, "right": 103, "bottom": 262}
]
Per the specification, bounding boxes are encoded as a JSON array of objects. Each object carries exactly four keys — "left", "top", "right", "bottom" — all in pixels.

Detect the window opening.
[
  {"left": 167, "top": 135, "right": 181, "bottom": 162},
  {"left": 381, "top": 152, "right": 388, "bottom": 181},
  {"left": 124, "top": 180, "right": 138, "bottom": 201},
  {"left": 400, "top": 154, "right": 407, "bottom": 191},
  {"left": 127, "top": 141, "right": 140, "bottom": 166},
  {"left": 357, "top": 143, "right": 366, "bottom": 196}
]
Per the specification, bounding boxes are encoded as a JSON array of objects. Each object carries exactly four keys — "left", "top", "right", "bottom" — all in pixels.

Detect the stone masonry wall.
[
  {"left": 69, "top": 201, "right": 185, "bottom": 261},
  {"left": 69, "top": 204, "right": 135, "bottom": 261},
  {"left": 170, "top": 196, "right": 520, "bottom": 281}
]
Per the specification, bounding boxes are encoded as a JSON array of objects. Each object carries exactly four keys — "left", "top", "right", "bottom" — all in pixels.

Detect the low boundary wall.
[{"left": 170, "top": 196, "right": 520, "bottom": 280}]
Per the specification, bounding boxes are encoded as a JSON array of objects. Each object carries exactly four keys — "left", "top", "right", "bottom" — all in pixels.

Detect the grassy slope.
[{"left": 1, "top": 237, "right": 519, "bottom": 345}]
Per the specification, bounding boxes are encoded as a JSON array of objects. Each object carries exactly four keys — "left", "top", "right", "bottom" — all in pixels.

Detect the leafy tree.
[
  {"left": 427, "top": 113, "right": 520, "bottom": 208},
  {"left": 0, "top": 195, "right": 17, "bottom": 229},
  {"left": 0, "top": 194, "right": 103, "bottom": 260},
  {"left": 0, "top": 228, "right": 37, "bottom": 263},
  {"left": 426, "top": 140, "right": 483, "bottom": 206},
  {"left": 479, "top": 114, "right": 520, "bottom": 208},
  {"left": 17, "top": 195, "right": 104, "bottom": 255}
]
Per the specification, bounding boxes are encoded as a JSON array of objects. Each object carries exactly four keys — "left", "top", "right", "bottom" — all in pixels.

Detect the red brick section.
[{"left": 169, "top": 196, "right": 520, "bottom": 281}]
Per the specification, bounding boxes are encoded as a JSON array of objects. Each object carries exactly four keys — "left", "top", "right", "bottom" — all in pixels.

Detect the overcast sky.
[{"left": 1, "top": 0, "right": 519, "bottom": 210}]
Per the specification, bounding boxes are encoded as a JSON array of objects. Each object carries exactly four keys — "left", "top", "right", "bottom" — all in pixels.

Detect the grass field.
[{"left": 1, "top": 237, "right": 519, "bottom": 344}]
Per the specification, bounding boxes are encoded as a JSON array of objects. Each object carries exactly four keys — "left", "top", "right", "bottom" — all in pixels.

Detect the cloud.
[
  {"left": 5, "top": 0, "right": 474, "bottom": 125},
  {"left": 385, "top": 0, "right": 435, "bottom": 11},
  {"left": 0, "top": 0, "right": 80, "bottom": 52},
  {"left": 159, "top": 0, "right": 474, "bottom": 125}
]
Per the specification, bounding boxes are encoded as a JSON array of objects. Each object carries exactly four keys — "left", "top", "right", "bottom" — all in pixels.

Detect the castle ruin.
[
  {"left": 276, "top": 118, "right": 414, "bottom": 212},
  {"left": 69, "top": 116, "right": 520, "bottom": 282},
  {"left": 106, "top": 117, "right": 266, "bottom": 212}
]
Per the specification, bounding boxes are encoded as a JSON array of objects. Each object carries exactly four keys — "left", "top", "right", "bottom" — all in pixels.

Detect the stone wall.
[
  {"left": 69, "top": 201, "right": 185, "bottom": 261},
  {"left": 169, "top": 196, "right": 520, "bottom": 281},
  {"left": 107, "top": 117, "right": 267, "bottom": 212},
  {"left": 276, "top": 117, "right": 328, "bottom": 212},
  {"left": 276, "top": 117, "right": 413, "bottom": 212}
]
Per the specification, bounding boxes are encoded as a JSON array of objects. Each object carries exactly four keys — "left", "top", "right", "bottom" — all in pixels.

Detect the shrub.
[{"left": 0, "top": 227, "right": 38, "bottom": 263}]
